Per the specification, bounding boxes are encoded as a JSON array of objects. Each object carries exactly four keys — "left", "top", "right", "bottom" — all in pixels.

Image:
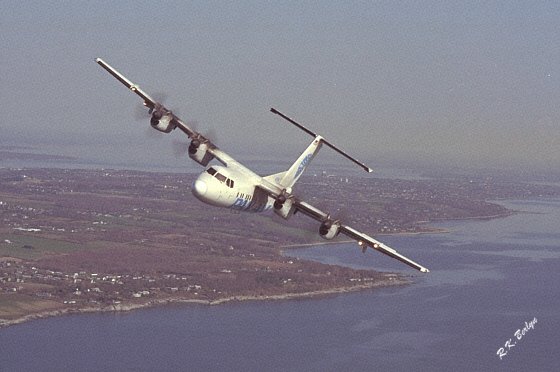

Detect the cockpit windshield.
[{"left": 206, "top": 167, "right": 234, "bottom": 188}]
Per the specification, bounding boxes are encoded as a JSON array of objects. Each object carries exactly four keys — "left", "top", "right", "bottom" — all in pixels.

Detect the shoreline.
[
  {"left": 0, "top": 211, "right": 515, "bottom": 329},
  {"left": 0, "top": 167, "right": 537, "bottom": 330},
  {"left": 0, "top": 276, "right": 408, "bottom": 329}
]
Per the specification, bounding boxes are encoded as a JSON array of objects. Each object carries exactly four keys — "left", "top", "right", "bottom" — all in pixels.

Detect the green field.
[
  {"left": 0, "top": 234, "right": 83, "bottom": 260},
  {"left": 0, "top": 294, "right": 62, "bottom": 320}
]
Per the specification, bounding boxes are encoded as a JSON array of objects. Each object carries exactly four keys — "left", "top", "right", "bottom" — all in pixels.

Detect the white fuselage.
[{"left": 192, "top": 165, "right": 274, "bottom": 212}]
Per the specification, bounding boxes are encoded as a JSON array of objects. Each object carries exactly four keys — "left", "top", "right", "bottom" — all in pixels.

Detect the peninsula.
[{"left": 1, "top": 167, "right": 559, "bottom": 327}]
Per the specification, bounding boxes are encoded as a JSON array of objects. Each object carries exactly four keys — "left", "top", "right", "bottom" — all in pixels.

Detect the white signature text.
[{"left": 497, "top": 317, "right": 537, "bottom": 360}]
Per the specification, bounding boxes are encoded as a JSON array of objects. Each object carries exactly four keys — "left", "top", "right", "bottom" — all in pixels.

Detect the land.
[
  {"left": 0, "top": 147, "right": 76, "bottom": 162},
  {"left": 1, "top": 167, "right": 559, "bottom": 327}
]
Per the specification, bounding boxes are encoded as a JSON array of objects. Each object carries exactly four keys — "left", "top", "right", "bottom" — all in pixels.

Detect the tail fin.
[{"left": 265, "top": 137, "right": 323, "bottom": 189}]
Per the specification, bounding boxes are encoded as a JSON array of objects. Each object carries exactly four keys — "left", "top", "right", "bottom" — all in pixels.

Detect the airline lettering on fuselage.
[
  {"left": 232, "top": 197, "right": 249, "bottom": 210},
  {"left": 231, "top": 187, "right": 271, "bottom": 212}
]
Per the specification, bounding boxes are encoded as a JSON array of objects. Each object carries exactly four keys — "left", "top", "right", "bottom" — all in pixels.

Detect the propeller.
[
  {"left": 171, "top": 121, "right": 219, "bottom": 159},
  {"left": 133, "top": 92, "right": 169, "bottom": 121},
  {"left": 172, "top": 139, "right": 190, "bottom": 158},
  {"left": 204, "top": 127, "right": 218, "bottom": 143}
]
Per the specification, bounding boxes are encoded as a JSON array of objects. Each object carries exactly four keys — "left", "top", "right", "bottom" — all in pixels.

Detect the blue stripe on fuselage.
[{"left": 230, "top": 197, "right": 272, "bottom": 213}]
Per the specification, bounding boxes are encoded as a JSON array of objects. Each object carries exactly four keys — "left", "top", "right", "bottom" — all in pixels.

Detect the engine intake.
[
  {"left": 150, "top": 109, "right": 175, "bottom": 133},
  {"left": 319, "top": 219, "right": 341, "bottom": 240},
  {"left": 274, "top": 196, "right": 296, "bottom": 219},
  {"left": 188, "top": 140, "right": 215, "bottom": 166}
]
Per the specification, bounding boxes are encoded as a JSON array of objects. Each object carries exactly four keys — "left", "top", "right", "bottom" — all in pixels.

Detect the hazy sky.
[{"left": 2, "top": 1, "right": 559, "bottom": 172}]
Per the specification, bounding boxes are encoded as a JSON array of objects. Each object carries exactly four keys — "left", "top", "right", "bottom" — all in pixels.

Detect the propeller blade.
[
  {"left": 204, "top": 127, "right": 218, "bottom": 143},
  {"left": 172, "top": 140, "right": 189, "bottom": 158}
]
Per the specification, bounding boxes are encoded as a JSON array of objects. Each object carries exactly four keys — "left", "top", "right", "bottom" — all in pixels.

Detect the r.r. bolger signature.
[{"left": 497, "top": 317, "right": 537, "bottom": 360}]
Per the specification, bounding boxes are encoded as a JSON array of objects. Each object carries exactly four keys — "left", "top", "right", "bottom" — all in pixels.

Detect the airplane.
[{"left": 95, "top": 58, "right": 429, "bottom": 273}]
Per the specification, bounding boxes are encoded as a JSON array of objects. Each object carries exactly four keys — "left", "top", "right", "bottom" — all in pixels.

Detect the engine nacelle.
[
  {"left": 150, "top": 113, "right": 175, "bottom": 133},
  {"left": 274, "top": 197, "right": 296, "bottom": 219},
  {"left": 188, "top": 141, "right": 215, "bottom": 166},
  {"left": 319, "top": 220, "right": 341, "bottom": 240}
]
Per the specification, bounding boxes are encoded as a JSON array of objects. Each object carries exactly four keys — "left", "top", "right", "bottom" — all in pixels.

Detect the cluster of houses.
[{"left": 0, "top": 260, "right": 205, "bottom": 305}]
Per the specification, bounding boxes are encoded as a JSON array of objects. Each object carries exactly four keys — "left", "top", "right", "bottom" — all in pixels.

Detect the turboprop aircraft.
[{"left": 95, "top": 58, "right": 429, "bottom": 273}]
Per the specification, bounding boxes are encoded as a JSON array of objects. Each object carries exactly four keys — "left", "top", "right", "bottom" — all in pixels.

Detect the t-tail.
[{"left": 266, "top": 108, "right": 372, "bottom": 189}]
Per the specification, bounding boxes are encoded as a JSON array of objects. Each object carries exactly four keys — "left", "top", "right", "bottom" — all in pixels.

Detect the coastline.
[
  {"left": 0, "top": 212, "right": 515, "bottom": 329},
  {"left": 1, "top": 167, "right": 541, "bottom": 330},
  {"left": 0, "top": 276, "right": 408, "bottom": 329}
]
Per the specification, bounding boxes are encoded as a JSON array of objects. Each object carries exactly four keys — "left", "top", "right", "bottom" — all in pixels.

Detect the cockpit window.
[
  {"left": 206, "top": 167, "right": 234, "bottom": 188},
  {"left": 215, "top": 173, "right": 227, "bottom": 183}
]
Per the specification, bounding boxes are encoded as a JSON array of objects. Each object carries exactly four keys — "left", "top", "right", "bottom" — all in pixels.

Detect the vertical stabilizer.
[
  {"left": 266, "top": 136, "right": 323, "bottom": 189},
  {"left": 265, "top": 108, "right": 374, "bottom": 189}
]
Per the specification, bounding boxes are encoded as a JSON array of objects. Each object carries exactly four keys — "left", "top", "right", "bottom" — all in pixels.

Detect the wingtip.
[{"left": 421, "top": 267, "right": 430, "bottom": 273}]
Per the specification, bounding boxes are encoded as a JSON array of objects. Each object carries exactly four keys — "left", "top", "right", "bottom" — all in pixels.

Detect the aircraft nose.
[{"left": 192, "top": 179, "right": 207, "bottom": 197}]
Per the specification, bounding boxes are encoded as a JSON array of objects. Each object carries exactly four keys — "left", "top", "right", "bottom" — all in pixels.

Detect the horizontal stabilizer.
[{"left": 270, "top": 108, "right": 373, "bottom": 173}]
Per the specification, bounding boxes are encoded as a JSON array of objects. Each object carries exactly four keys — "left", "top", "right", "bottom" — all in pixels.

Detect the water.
[{"left": 1, "top": 199, "right": 559, "bottom": 371}]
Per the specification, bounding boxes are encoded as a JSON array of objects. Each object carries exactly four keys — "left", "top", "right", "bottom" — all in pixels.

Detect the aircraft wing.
[
  {"left": 293, "top": 199, "right": 430, "bottom": 273},
  {"left": 96, "top": 58, "right": 202, "bottom": 138},
  {"left": 96, "top": 58, "right": 238, "bottom": 168}
]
